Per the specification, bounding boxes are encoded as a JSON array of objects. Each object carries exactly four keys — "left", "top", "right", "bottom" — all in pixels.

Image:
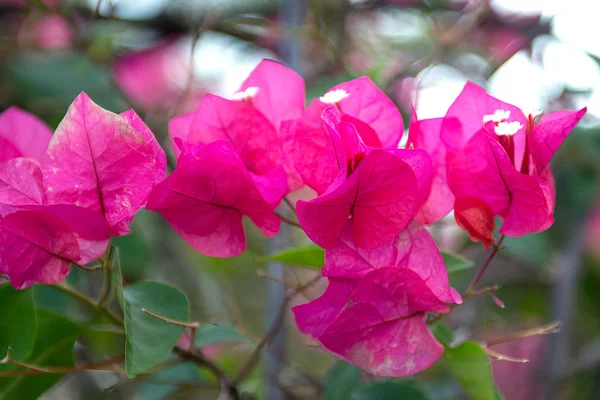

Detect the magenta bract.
[
  {"left": 0, "top": 106, "right": 53, "bottom": 162},
  {"left": 146, "top": 141, "right": 280, "bottom": 257},
  {"left": 296, "top": 106, "right": 429, "bottom": 249},
  {"left": 0, "top": 204, "right": 110, "bottom": 289},
  {"left": 43, "top": 92, "right": 164, "bottom": 236}
]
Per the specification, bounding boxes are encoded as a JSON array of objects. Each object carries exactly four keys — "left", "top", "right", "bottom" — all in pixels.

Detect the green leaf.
[
  {"left": 0, "top": 310, "right": 81, "bottom": 400},
  {"left": 441, "top": 251, "right": 475, "bottom": 273},
  {"left": 444, "top": 341, "right": 496, "bottom": 400},
  {"left": 0, "top": 286, "right": 36, "bottom": 360},
  {"left": 323, "top": 361, "right": 362, "bottom": 400},
  {"left": 267, "top": 245, "right": 324, "bottom": 269},
  {"left": 194, "top": 324, "right": 246, "bottom": 348},
  {"left": 351, "top": 381, "right": 428, "bottom": 400},
  {"left": 430, "top": 322, "right": 454, "bottom": 348},
  {"left": 122, "top": 282, "right": 190, "bottom": 377},
  {"left": 133, "top": 362, "right": 201, "bottom": 400}
]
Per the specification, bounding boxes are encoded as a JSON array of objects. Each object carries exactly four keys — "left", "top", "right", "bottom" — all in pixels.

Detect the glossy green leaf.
[
  {"left": 441, "top": 251, "right": 475, "bottom": 273},
  {"left": 351, "top": 381, "right": 428, "bottom": 400},
  {"left": 267, "top": 245, "right": 324, "bottom": 269},
  {"left": 122, "top": 282, "right": 190, "bottom": 377},
  {"left": 0, "top": 286, "right": 36, "bottom": 360},
  {"left": 324, "top": 361, "right": 362, "bottom": 400},
  {"left": 194, "top": 324, "right": 246, "bottom": 348},
  {"left": 444, "top": 341, "right": 496, "bottom": 400},
  {"left": 0, "top": 310, "right": 81, "bottom": 400}
]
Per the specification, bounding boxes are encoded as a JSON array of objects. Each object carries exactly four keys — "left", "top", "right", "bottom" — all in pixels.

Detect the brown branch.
[
  {"left": 484, "top": 347, "right": 529, "bottom": 364},
  {"left": 175, "top": 348, "right": 240, "bottom": 399},
  {"left": 232, "top": 275, "right": 321, "bottom": 385}
]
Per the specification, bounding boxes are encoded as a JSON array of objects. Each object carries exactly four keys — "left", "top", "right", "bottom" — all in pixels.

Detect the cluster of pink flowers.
[{"left": 0, "top": 59, "right": 585, "bottom": 376}]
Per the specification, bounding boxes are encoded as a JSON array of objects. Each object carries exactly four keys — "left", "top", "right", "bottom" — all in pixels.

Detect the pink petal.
[
  {"left": 283, "top": 99, "right": 338, "bottom": 194},
  {"left": 169, "top": 112, "right": 195, "bottom": 159},
  {"left": 170, "top": 93, "right": 280, "bottom": 176},
  {"left": 444, "top": 81, "right": 528, "bottom": 170},
  {"left": 332, "top": 76, "right": 404, "bottom": 148},
  {"left": 279, "top": 119, "right": 305, "bottom": 192},
  {"left": 0, "top": 106, "right": 53, "bottom": 162},
  {"left": 237, "top": 59, "right": 305, "bottom": 131},
  {"left": 528, "top": 108, "right": 586, "bottom": 174},
  {"left": 121, "top": 109, "right": 167, "bottom": 184},
  {"left": 250, "top": 166, "right": 288, "bottom": 206},
  {"left": 318, "top": 268, "right": 448, "bottom": 376},
  {"left": 297, "top": 150, "right": 418, "bottom": 249},
  {"left": 0, "top": 205, "right": 109, "bottom": 289},
  {"left": 454, "top": 196, "right": 496, "bottom": 250},
  {"left": 408, "top": 115, "right": 457, "bottom": 224},
  {"left": 43, "top": 92, "right": 157, "bottom": 236},
  {"left": 146, "top": 141, "right": 280, "bottom": 257},
  {"left": 323, "top": 222, "right": 460, "bottom": 304},
  {"left": 446, "top": 130, "right": 511, "bottom": 216},
  {"left": 292, "top": 278, "right": 357, "bottom": 339},
  {"left": 388, "top": 148, "right": 433, "bottom": 210},
  {"left": 0, "top": 158, "right": 44, "bottom": 215},
  {"left": 489, "top": 139, "right": 554, "bottom": 236}
]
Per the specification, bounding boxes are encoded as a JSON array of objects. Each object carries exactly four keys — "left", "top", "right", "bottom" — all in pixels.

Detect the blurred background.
[{"left": 2, "top": 0, "right": 599, "bottom": 399}]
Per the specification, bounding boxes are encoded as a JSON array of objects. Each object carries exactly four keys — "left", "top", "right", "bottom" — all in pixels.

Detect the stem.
[
  {"left": 141, "top": 308, "right": 200, "bottom": 328},
  {"left": 52, "top": 283, "right": 123, "bottom": 326},
  {"left": 0, "top": 351, "right": 123, "bottom": 377},
  {"left": 274, "top": 211, "right": 302, "bottom": 229},
  {"left": 484, "top": 347, "right": 529, "bottom": 364},
  {"left": 72, "top": 262, "right": 104, "bottom": 272},
  {"left": 486, "top": 321, "right": 561, "bottom": 346},
  {"left": 463, "top": 235, "right": 506, "bottom": 299},
  {"left": 97, "top": 246, "right": 114, "bottom": 307},
  {"left": 233, "top": 275, "right": 321, "bottom": 385}
]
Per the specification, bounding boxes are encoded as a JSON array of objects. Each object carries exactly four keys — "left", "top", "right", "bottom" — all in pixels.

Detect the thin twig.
[
  {"left": 471, "top": 284, "right": 501, "bottom": 296},
  {"left": 141, "top": 308, "right": 200, "bottom": 328},
  {"left": 484, "top": 347, "right": 529, "bottom": 364},
  {"left": 72, "top": 262, "right": 104, "bottom": 272},
  {"left": 232, "top": 275, "right": 321, "bottom": 385},
  {"left": 463, "top": 235, "right": 506, "bottom": 299},
  {"left": 283, "top": 196, "right": 296, "bottom": 213},
  {"left": 52, "top": 283, "right": 123, "bottom": 326},
  {"left": 274, "top": 211, "right": 302, "bottom": 229},
  {"left": 0, "top": 349, "right": 123, "bottom": 377},
  {"left": 486, "top": 321, "right": 561, "bottom": 347}
]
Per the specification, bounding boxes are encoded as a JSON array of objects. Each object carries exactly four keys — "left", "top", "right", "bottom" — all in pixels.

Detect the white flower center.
[
  {"left": 231, "top": 86, "right": 259, "bottom": 101},
  {"left": 320, "top": 89, "right": 349, "bottom": 105},
  {"left": 495, "top": 121, "right": 523, "bottom": 136},
  {"left": 482, "top": 109, "right": 511, "bottom": 124},
  {"left": 482, "top": 109, "right": 523, "bottom": 136}
]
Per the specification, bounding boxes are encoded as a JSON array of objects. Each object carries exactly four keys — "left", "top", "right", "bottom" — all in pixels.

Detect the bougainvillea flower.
[
  {"left": 43, "top": 93, "right": 165, "bottom": 236},
  {"left": 169, "top": 59, "right": 304, "bottom": 195},
  {"left": 146, "top": 140, "right": 280, "bottom": 257},
  {"left": 407, "top": 111, "right": 459, "bottom": 224},
  {"left": 0, "top": 106, "right": 53, "bottom": 162},
  {"left": 296, "top": 106, "right": 430, "bottom": 249},
  {"left": 0, "top": 158, "right": 45, "bottom": 216},
  {"left": 0, "top": 204, "right": 110, "bottom": 289},
  {"left": 323, "top": 222, "right": 461, "bottom": 304},
  {"left": 282, "top": 76, "right": 404, "bottom": 194},
  {"left": 293, "top": 222, "right": 460, "bottom": 376},
  {"left": 442, "top": 82, "right": 586, "bottom": 246},
  {"left": 295, "top": 268, "right": 450, "bottom": 376}
]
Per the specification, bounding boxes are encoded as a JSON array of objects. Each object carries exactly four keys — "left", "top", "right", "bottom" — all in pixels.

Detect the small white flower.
[
  {"left": 320, "top": 89, "right": 349, "bottom": 105},
  {"left": 494, "top": 121, "right": 523, "bottom": 136},
  {"left": 482, "top": 109, "right": 511, "bottom": 124},
  {"left": 231, "top": 86, "right": 259, "bottom": 101}
]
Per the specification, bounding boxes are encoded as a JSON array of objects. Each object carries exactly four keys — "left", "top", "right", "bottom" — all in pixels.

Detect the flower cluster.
[
  {"left": 0, "top": 58, "right": 585, "bottom": 377},
  {"left": 0, "top": 95, "right": 166, "bottom": 288}
]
